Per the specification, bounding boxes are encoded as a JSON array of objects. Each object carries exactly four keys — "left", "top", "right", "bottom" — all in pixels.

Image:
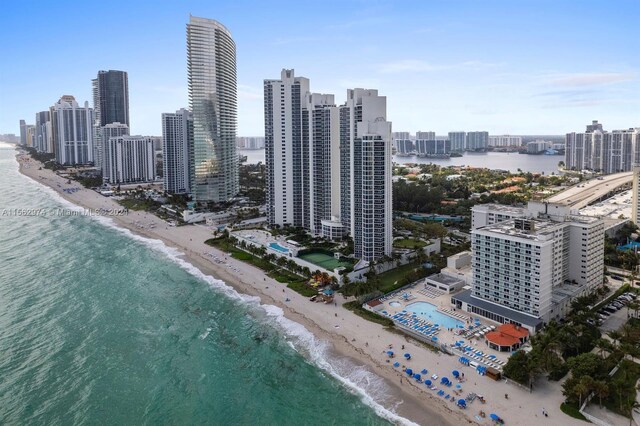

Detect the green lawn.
[
  {"left": 393, "top": 238, "right": 427, "bottom": 249},
  {"left": 343, "top": 301, "right": 394, "bottom": 327},
  {"left": 378, "top": 262, "right": 423, "bottom": 293},
  {"left": 205, "top": 237, "right": 315, "bottom": 297},
  {"left": 560, "top": 402, "right": 588, "bottom": 421}
]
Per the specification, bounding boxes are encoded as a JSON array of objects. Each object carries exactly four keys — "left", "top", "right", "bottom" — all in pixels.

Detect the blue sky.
[{"left": 1, "top": 0, "right": 638, "bottom": 136}]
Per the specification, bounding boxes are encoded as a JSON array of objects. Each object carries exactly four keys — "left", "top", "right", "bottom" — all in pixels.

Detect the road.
[{"left": 547, "top": 172, "right": 632, "bottom": 209}]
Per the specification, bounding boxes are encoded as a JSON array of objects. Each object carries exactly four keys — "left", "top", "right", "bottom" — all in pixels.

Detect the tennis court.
[{"left": 298, "top": 251, "right": 353, "bottom": 270}]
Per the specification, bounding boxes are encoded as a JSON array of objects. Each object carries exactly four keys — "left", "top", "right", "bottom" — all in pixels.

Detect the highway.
[{"left": 546, "top": 171, "right": 633, "bottom": 209}]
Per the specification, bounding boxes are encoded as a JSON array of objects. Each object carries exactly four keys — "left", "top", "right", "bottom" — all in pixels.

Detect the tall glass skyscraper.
[
  {"left": 187, "top": 15, "right": 239, "bottom": 202},
  {"left": 96, "top": 70, "right": 129, "bottom": 127}
]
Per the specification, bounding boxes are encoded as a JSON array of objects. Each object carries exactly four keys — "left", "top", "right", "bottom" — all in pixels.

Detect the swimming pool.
[
  {"left": 269, "top": 242, "right": 289, "bottom": 253},
  {"left": 406, "top": 301, "right": 463, "bottom": 329},
  {"left": 389, "top": 301, "right": 401, "bottom": 307}
]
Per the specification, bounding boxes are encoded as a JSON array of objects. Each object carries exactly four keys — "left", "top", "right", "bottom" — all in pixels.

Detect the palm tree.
[
  {"left": 594, "top": 338, "right": 612, "bottom": 359},
  {"left": 593, "top": 380, "right": 609, "bottom": 408},
  {"left": 608, "top": 330, "right": 622, "bottom": 348}
]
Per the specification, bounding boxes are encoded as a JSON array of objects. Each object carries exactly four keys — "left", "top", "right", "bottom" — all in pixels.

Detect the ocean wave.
[
  {"left": 16, "top": 158, "right": 417, "bottom": 426},
  {"left": 91, "top": 217, "right": 416, "bottom": 425}
]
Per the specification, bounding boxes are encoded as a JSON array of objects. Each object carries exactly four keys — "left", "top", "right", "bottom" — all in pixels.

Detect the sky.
[{"left": 1, "top": 0, "right": 638, "bottom": 137}]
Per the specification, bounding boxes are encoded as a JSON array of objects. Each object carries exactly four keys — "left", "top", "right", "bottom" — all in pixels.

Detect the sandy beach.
[{"left": 16, "top": 151, "right": 582, "bottom": 426}]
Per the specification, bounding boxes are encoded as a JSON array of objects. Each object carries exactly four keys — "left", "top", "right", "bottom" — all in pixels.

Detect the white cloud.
[
  {"left": 378, "top": 59, "right": 504, "bottom": 74},
  {"left": 548, "top": 72, "right": 635, "bottom": 87}
]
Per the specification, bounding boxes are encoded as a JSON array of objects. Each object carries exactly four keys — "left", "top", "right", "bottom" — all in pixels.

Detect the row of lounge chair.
[{"left": 417, "top": 288, "right": 444, "bottom": 299}]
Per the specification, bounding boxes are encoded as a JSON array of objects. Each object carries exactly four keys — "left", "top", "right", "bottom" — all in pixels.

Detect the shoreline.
[{"left": 14, "top": 150, "right": 581, "bottom": 426}]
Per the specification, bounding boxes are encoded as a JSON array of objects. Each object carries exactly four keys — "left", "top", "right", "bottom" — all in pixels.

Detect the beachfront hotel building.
[
  {"left": 92, "top": 70, "right": 130, "bottom": 170},
  {"left": 187, "top": 15, "right": 239, "bottom": 203},
  {"left": 19, "top": 120, "right": 27, "bottom": 146},
  {"left": 448, "top": 131, "right": 466, "bottom": 152},
  {"left": 162, "top": 109, "right": 193, "bottom": 194},
  {"left": 565, "top": 120, "right": 640, "bottom": 174},
  {"left": 100, "top": 123, "right": 130, "bottom": 179},
  {"left": 453, "top": 202, "right": 605, "bottom": 333},
  {"left": 50, "top": 96, "right": 94, "bottom": 165},
  {"left": 340, "top": 88, "right": 393, "bottom": 261},
  {"left": 471, "top": 204, "right": 526, "bottom": 229},
  {"left": 632, "top": 165, "right": 640, "bottom": 227},
  {"left": 103, "top": 136, "right": 156, "bottom": 184}
]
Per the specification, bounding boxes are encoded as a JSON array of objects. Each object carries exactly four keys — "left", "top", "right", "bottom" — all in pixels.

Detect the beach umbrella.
[
  {"left": 425, "top": 379, "right": 432, "bottom": 386},
  {"left": 393, "top": 362, "right": 400, "bottom": 367},
  {"left": 455, "top": 342, "right": 461, "bottom": 346},
  {"left": 405, "top": 368, "right": 413, "bottom": 376},
  {"left": 431, "top": 336, "right": 438, "bottom": 341},
  {"left": 421, "top": 369, "right": 428, "bottom": 374},
  {"left": 414, "top": 373, "right": 421, "bottom": 380},
  {"left": 458, "top": 399, "right": 466, "bottom": 406},
  {"left": 440, "top": 377, "right": 449, "bottom": 384},
  {"left": 490, "top": 414, "right": 500, "bottom": 421},
  {"left": 404, "top": 353, "right": 411, "bottom": 359},
  {"left": 387, "top": 351, "right": 394, "bottom": 357},
  {"left": 452, "top": 370, "right": 460, "bottom": 377},
  {"left": 434, "top": 324, "right": 439, "bottom": 327}
]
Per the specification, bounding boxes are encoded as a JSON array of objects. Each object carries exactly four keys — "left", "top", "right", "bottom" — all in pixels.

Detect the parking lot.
[{"left": 597, "top": 291, "right": 637, "bottom": 332}]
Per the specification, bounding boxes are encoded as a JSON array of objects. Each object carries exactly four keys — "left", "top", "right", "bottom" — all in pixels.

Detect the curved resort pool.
[
  {"left": 389, "top": 301, "right": 402, "bottom": 307},
  {"left": 405, "top": 301, "right": 463, "bottom": 330},
  {"left": 269, "top": 242, "right": 289, "bottom": 253}
]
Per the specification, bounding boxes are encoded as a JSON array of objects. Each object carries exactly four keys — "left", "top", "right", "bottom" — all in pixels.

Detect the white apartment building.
[
  {"left": 104, "top": 136, "right": 156, "bottom": 184},
  {"left": 489, "top": 135, "right": 522, "bottom": 147},
  {"left": 565, "top": 120, "right": 640, "bottom": 174},
  {"left": 454, "top": 202, "right": 604, "bottom": 333},
  {"left": 162, "top": 109, "right": 192, "bottom": 194},
  {"left": 100, "top": 123, "right": 129, "bottom": 179},
  {"left": 50, "top": 96, "right": 94, "bottom": 165},
  {"left": 264, "top": 70, "right": 343, "bottom": 236},
  {"left": 340, "top": 88, "right": 393, "bottom": 261},
  {"left": 466, "top": 131, "right": 489, "bottom": 151},
  {"left": 416, "top": 131, "right": 435, "bottom": 140},
  {"left": 264, "top": 69, "right": 311, "bottom": 228},
  {"left": 448, "top": 132, "right": 466, "bottom": 152}
]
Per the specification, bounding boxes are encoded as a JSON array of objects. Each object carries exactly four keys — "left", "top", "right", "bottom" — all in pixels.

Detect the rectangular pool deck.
[{"left": 371, "top": 283, "right": 510, "bottom": 371}]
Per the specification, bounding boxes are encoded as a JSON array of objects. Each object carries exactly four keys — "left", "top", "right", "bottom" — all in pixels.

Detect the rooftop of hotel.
[
  {"left": 474, "top": 213, "right": 602, "bottom": 241},
  {"left": 472, "top": 204, "right": 526, "bottom": 214},
  {"left": 474, "top": 218, "right": 564, "bottom": 241}
]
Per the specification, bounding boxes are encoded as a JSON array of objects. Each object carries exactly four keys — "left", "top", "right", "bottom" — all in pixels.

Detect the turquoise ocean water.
[{"left": 0, "top": 144, "right": 409, "bottom": 425}]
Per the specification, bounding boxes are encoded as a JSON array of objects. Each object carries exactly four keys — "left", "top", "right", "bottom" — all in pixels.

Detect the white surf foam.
[{"left": 17, "top": 164, "right": 418, "bottom": 425}]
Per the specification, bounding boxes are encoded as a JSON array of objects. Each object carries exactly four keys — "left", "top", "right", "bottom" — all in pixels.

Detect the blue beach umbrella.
[
  {"left": 456, "top": 384, "right": 462, "bottom": 389},
  {"left": 452, "top": 370, "right": 460, "bottom": 377},
  {"left": 404, "top": 353, "right": 411, "bottom": 359},
  {"left": 458, "top": 399, "right": 466, "bottom": 407},
  {"left": 405, "top": 368, "right": 413, "bottom": 376},
  {"left": 440, "top": 377, "right": 449, "bottom": 384},
  {"left": 490, "top": 413, "right": 500, "bottom": 421},
  {"left": 387, "top": 351, "right": 394, "bottom": 357},
  {"left": 431, "top": 336, "right": 438, "bottom": 341},
  {"left": 414, "top": 373, "right": 421, "bottom": 380},
  {"left": 424, "top": 379, "right": 432, "bottom": 386},
  {"left": 421, "top": 369, "right": 428, "bottom": 375},
  {"left": 393, "top": 362, "right": 400, "bottom": 367}
]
